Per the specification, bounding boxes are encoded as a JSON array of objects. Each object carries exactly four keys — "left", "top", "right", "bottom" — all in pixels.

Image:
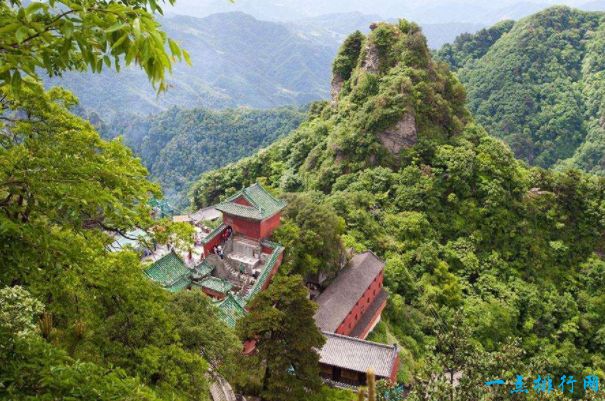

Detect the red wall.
[
  {"left": 234, "top": 196, "right": 251, "bottom": 206},
  {"left": 202, "top": 226, "right": 228, "bottom": 255},
  {"left": 223, "top": 214, "right": 261, "bottom": 239},
  {"left": 223, "top": 212, "right": 281, "bottom": 240},
  {"left": 202, "top": 287, "right": 226, "bottom": 300},
  {"left": 335, "top": 270, "right": 384, "bottom": 337},
  {"left": 356, "top": 296, "right": 387, "bottom": 340},
  {"left": 259, "top": 212, "right": 282, "bottom": 239}
]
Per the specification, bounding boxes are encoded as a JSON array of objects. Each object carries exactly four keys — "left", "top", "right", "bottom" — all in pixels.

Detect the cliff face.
[
  {"left": 321, "top": 20, "right": 468, "bottom": 175},
  {"left": 192, "top": 20, "right": 472, "bottom": 198}
]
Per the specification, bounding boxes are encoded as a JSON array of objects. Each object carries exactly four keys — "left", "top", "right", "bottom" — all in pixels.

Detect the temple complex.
[
  {"left": 143, "top": 183, "right": 285, "bottom": 324},
  {"left": 139, "top": 183, "right": 399, "bottom": 387}
]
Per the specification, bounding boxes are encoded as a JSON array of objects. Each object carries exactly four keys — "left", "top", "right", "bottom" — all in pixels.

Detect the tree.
[
  {"left": 0, "top": 0, "right": 188, "bottom": 93},
  {"left": 170, "top": 290, "right": 240, "bottom": 378},
  {"left": 0, "top": 285, "right": 164, "bottom": 401},
  {"left": 0, "top": 1, "right": 218, "bottom": 400},
  {"left": 273, "top": 193, "right": 345, "bottom": 279},
  {"left": 237, "top": 274, "right": 325, "bottom": 401}
]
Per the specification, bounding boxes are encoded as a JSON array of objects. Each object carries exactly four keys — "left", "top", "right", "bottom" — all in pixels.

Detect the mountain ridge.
[{"left": 436, "top": 6, "right": 605, "bottom": 172}]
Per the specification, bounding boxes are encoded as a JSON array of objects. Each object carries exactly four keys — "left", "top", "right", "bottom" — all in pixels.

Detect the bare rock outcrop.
[
  {"left": 378, "top": 112, "right": 417, "bottom": 155},
  {"left": 330, "top": 73, "right": 344, "bottom": 103},
  {"left": 360, "top": 41, "right": 380, "bottom": 74}
]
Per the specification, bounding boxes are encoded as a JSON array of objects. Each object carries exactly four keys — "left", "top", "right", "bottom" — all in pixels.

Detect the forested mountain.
[
  {"left": 48, "top": 12, "right": 334, "bottom": 120},
  {"left": 191, "top": 19, "right": 605, "bottom": 393},
  {"left": 436, "top": 7, "right": 605, "bottom": 173},
  {"left": 105, "top": 107, "right": 305, "bottom": 208},
  {"left": 49, "top": 11, "right": 487, "bottom": 121}
]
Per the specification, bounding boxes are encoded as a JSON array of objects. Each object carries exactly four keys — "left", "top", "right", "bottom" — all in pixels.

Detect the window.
[
  {"left": 355, "top": 314, "right": 358, "bottom": 320},
  {"left": 367, "top": 297, "right": 370, "bottom": 304}
]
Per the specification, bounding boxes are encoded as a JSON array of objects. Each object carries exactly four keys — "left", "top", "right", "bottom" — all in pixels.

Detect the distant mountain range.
[
  {"left": 166, "top": 0, "right": 605, "bottom": 24},
  {"left": 51, "top": 11, "right": 484, "bottom": 121}
]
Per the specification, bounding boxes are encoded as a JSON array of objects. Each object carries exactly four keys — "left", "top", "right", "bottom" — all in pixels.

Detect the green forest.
[
  {"left": 436, "top": 6, "right": 605, "bottom": 174},
  {"left": 105, "top": 106, "right": 305, "bottom": 208},
  {"left": 0, "top": 1, "right": 241, "bottom": 400},
  {"left": 4, "top": 1, "right": 605, "bottom": 400},
  {"left": 192, "top": 16, "right": 605, "bottom": 400}
]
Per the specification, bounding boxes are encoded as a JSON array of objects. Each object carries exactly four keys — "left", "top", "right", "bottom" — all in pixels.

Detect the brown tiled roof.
[
  {"left": 314, "top": 251, "right": 385, "bottom": 332},
  {"left": 319, "top": 332, "right": 398, "bottom": 378}
]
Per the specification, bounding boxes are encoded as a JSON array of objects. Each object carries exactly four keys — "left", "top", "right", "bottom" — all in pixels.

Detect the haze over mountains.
[
  {"left": 50, "top": 11, "right": 489, "bottom": 121},
  {"left": 168, "top": 0, "right": 604, "bottom": 24}
]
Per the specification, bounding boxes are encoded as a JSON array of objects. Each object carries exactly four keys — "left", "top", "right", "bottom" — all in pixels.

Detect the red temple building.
[
  {"left": 314, "top": 251, "right": 388, "bottom": 339},
  {"left": 313, "top": 251, "right": 398, "bottom": 386},
  {"left": 215, "top": 183, "right": 286, "bottom": 241}
]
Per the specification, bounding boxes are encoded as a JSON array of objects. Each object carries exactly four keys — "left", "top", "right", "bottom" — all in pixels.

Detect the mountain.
[
  {"left": 49, "top": 12, "right": 335, "bottom": 120},
  {"left": 288, "top": 12, "right": 484, "bottom": 49},
  {"left": 165, "top": 0, "right": 576, "bottom": 23},
  {"left": 51, "top": 11, "right": 484, "bottom": 122},
  {"left": 104, "top": 106, "right": 305, "bottom": 208},
  {"left": 190, "top": 20, "right": 605, "bottom": 379},
  {"left": 437, "top": 6, "right": 605, "bottom": 171}
]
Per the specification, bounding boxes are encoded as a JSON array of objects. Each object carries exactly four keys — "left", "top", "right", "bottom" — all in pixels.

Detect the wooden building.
[{"left": 319, "top": 332, "right": 399, "bottom": 386}]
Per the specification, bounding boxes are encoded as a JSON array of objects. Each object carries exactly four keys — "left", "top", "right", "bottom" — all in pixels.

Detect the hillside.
[
  {"left": 49, "top": 11, "right": 488, "bottom": 121},
  {"left": 436, "top": 7, "right": 605, "bottom": 172},
  {"left": 190, "top": 19, "right": 605, "bottom": 385},
  {"left": 48, "top": 12, "right": 334, "bottom": 120},
  {"left": 105, "top": 106, "right": 305, "bottom": 208}
]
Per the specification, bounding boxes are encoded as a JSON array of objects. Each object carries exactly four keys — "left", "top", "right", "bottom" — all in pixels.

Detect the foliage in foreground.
[
  {"left": 0, "top": 1, "right": 241, "bottom": 400},
  {"left": 236, "top": 275, "right": 326, "bottom": 401}
]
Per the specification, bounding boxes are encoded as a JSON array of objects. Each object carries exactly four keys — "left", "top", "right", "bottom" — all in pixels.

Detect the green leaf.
[
  {"left": 105, "top": 22, "right": 127, "bottom": 34},
  {"left": 15, "top": 26, "right": 29, "bottom": 44},
  {"left": 182, "top": 49, "right": 191, "bottom": 66},
  {"left": 168, "top": 39, "right": 181, "bottom": 58}
]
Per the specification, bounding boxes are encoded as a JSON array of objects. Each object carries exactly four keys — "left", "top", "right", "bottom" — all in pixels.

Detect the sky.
[{"left": 164, "top": 0, "right": 605, "bottom": 24}]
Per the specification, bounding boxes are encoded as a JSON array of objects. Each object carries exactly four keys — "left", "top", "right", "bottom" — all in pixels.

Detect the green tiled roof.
[
  {"left": 215, "top": 184, "right": 286, "bottom": 221},
  {"left": 194, "top": 260, "right": 214, "bottom": 277},
  {"left": 144, "top": 251, "right": 191, "bottom": 291},
  {"left": 201, "top": 223, "right": 227, "bottom": 245},
  {"left": 168, "top": 276, "right": 192, "bottom": 292},
  {"left": 244, "top": 242, "right": 284, "bottom": 302},
  {"left": 215, "top": 293, "right": 246, "bottom": 328},
  {"left": 196, "top": 276, "right": 233, "bottom": 294}
]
